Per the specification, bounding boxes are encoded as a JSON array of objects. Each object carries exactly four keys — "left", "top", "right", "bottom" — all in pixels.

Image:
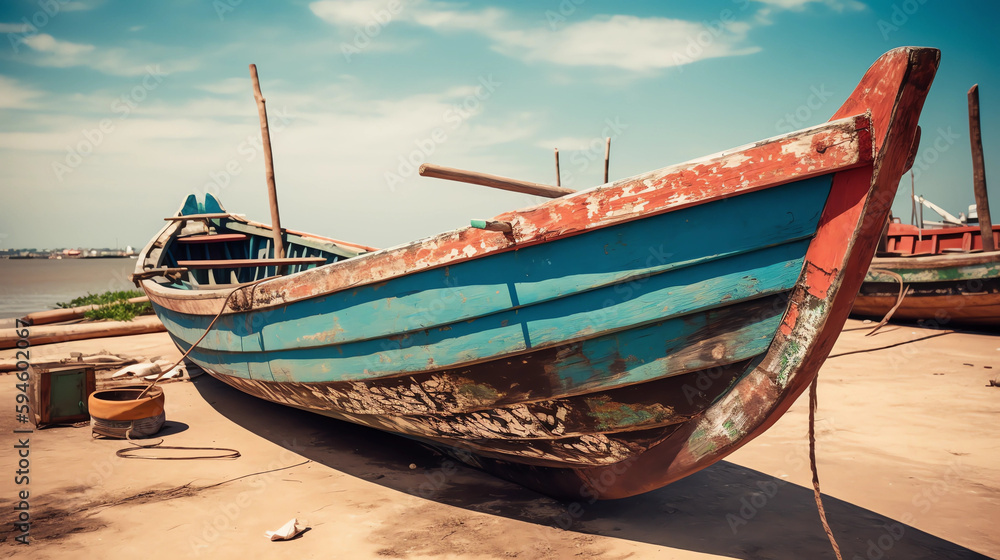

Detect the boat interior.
[{"left": 137, "top": 194, "right": 374, "bottom": 289}]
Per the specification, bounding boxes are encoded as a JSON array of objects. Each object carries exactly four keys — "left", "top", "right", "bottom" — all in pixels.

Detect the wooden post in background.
[
  {"left": 250, "top": 64, "right": 287, "bottom": 269},
  {"left": 554, "top": 148, "right": 561, "bottom": 187},
  {"left": 603, "top": 137, "right": 611, "bottom": 183},
  {"left": 968, "top": 84, "right": 995, "bottom": 251}
]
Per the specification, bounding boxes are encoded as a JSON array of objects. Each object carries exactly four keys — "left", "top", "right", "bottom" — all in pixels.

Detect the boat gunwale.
[{"left": 868, "top": 249, "right": 1000, "bottom": 269}]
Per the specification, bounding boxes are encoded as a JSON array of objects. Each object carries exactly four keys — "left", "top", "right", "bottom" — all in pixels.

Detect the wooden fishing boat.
[
  {"left": 853, "top": 222, "right": 1000, "bottom": 327},
  {"left": 134, "top": 48, "right": 938, "bottom": 499}
]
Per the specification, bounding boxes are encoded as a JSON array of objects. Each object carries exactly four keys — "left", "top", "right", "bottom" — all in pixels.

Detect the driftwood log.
[
  {"left": 20, "top": 296, "right": 150, "bottom": 326},
  {"left": 0, "top": 316, "right": 165, "bottom": 350}
]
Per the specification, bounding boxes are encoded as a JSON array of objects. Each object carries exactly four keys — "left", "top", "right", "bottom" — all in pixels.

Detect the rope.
[
  {"left": 113, "top": 424, "right": 241, "bottom": 460},
  {"left": 137, "top": 277, "right": 271, "bottom": 399},
  {"left": 121, "top": 277, "right": 275, "bottom": 457},
  {"left": 809, "top": 375, "right": 843, "bottom": 560},
  {"left": 865, "top": 269, "right": 908, "bottom": 337},
  {"left": 828, "top": 331, "right": 952, "bottom": 359}
]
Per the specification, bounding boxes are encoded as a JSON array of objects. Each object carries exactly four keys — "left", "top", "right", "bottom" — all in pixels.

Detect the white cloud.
[
  {"left": 488, "top": 15, "right": 758, "bottom": 72},
  {"left": 309, "top": 0, "right": 404, "bottom": 27},
  {"left": 23, "top": 33, "right": 96, "bottom": 58},
  {"left": 752, "top": 0, "right": 865, "bottom": 11},
  {"left": 16, "top": 33, "right": 197, "bottom": 76},
  {"left": 0, "top": 77, "right": 551, "bottom": 250},
  {"left": 409, "top": 6, "right": 504, "bottom": 30},
  {"left": 0, "top": 76, "right": 44, "bottom": 109},
  {"left": 311, "top": 1, "right": 759, "bottom": 73}
]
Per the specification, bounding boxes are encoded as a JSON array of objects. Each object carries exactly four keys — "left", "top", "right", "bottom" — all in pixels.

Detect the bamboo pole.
[
  {"left": 968, "top": 84, "right": 995, "bottom": 251},
  {"left": 419, "top": 163, "right": 576, "bottom": 198},
  {"left": 603, "top": 137, "right": 611, "bottom": 183},
  {"left": 554, "top": 148, "right": 561, "bottom": 187},
  {"left": 249, "top": 64, "right": 287, "bottom": 271},
  {"left": 0, "top": 316, "right": 165, "bottom": 350}
]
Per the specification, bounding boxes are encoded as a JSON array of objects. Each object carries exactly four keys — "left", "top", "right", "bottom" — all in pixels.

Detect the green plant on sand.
[{"left": 56, "top": 290, "right": 151, "bottom": 321}]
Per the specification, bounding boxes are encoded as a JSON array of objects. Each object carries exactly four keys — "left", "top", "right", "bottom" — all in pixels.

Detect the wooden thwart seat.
[
  {"left": 176, "top": 257, "right": 327, "bottom": 269},
  {"left": 129, "top": 267, "right": 189, "bottom": 286},
  {"left": 177, "top": 233, "right": 249, "bottom": 243}
]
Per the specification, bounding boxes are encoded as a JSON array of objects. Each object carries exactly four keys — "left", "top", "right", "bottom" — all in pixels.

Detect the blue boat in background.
[{"left": 134, "top": 48, "right": 939, "bottom": 499}]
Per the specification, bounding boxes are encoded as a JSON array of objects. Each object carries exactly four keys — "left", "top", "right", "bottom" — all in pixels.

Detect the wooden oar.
[{"left": 419, "top": 163, "right": 575, "bottom": 198}]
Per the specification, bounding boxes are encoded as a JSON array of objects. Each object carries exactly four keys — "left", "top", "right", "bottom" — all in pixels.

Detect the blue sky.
[{"left": 0, "top": 0, "right": 997, "bottom": 250}]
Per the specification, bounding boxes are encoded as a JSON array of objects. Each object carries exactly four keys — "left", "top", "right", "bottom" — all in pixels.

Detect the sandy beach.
[{"left": 1, "top": 319, "right": 997, "bottom": 559}]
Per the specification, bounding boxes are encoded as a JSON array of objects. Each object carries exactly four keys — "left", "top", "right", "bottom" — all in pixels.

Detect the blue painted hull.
[
  {"left": 157, "top": 176, "right": 830, "bottom": 384},
  {"left": 143, "top": 176, "right": 833, "bottom": 469}
]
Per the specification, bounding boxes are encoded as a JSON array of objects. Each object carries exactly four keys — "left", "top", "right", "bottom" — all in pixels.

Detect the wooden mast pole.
[
  {"left": 554, "top": 148, "right": 561, "bottom": 187},
  {"left": 968, "top": 84, "right": 995, "bottom": 251},
  {"left": 603, "top": 137, "right": 611, "bottom": 183},
  {"left": 250, "top": 64, "right": 287, "bottom": 270}
]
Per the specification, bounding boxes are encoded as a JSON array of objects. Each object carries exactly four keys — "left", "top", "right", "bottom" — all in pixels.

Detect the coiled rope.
[{"left": 118, "top": 277, "right": 273, "bottom": 459}]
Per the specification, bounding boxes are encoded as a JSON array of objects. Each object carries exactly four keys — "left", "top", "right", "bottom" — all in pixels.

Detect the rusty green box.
[{"left": 28, "top": 365, "right": 96, "bottom": 427}]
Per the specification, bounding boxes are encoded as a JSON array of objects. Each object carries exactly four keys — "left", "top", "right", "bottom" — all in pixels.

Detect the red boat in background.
[{"left": 853, "top": 222, "right": 1000, "bottom": 328}]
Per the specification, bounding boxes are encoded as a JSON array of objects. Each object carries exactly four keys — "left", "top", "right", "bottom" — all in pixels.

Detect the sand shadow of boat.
[{"left": 192, "top": 374, "right": 990, "bottom": 560}]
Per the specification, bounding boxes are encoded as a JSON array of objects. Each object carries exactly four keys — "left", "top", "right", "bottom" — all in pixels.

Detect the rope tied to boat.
[
  {"left": 865, "top": 269, "right": 909, "bottom": 336},
  {"left": 119, "top": 279, "right": 275, "bottom": 457},
  {"left": 137, "top": 277, "right": 273, "bottom": 399},
  {"left": 809, "top": 375, "right": 843, "bottom": 560}
]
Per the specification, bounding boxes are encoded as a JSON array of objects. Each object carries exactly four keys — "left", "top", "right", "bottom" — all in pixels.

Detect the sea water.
[{"left": 0, "top": 258, "right": 139, "bottom": 319}]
